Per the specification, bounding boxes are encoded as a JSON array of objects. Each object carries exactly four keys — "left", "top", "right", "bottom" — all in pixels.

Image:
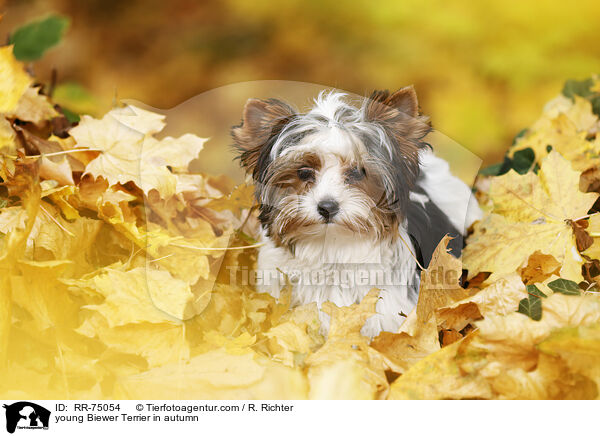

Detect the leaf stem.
[
  {"left": 40, "top": 204, "right": 75, "bottom": 237},
  {"left": 572, "top": 212, "right": 599, "bottom": 222},
  {"left": 170, "top": 242, "right": 265, "bottom": 251},
  {"left": 397, "top": 231, "right": 425, "bottom": 271},
  {"left": 6, "top": 148, "right": 103, "bottom": 160}
]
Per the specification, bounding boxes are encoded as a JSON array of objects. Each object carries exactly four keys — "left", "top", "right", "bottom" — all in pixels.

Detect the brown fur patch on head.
[
  {"left": 350, "top": 159, "right": 401, "bottom": 240},
  {"left": 273, "top": 152, "right": 396, "bottom": 246},
  {"left": 365, "top": 86, "right": 425, "bottom": 121},
  {"left": 364, "top": 87, "right": 432, "bottom": 184},
  {"left": 232, "top": 98, "right": 296, "bottom": 174},
  {"left": 264, "top": 151, "right": 322, "bottom": 196},
  {"left": 254, "top": 150, "right": 323, "bottom": 245}
]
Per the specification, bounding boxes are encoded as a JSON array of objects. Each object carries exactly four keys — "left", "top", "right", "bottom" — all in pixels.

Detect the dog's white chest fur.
[{"left": 256, "top": 227, "right": 419, "bottom": 337}]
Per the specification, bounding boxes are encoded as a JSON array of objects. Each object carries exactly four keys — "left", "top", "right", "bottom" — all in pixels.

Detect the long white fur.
[
  {"left": 417, "top": 149, "right": 483, "bottom": 233},
  {"left": 255, "top": 91, "right": 481, "bottom": 337},
  {"left": 256, "top": 225, "right": 418, "bottom": 337}
]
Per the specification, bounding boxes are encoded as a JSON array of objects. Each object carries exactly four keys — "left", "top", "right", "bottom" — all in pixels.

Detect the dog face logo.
[{"left": 2, "top": 402, "right": 50, "bottom": 433}]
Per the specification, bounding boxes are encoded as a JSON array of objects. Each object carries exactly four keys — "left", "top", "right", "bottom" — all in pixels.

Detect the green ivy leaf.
[
  {"left": 561, "top": 78, "right": 600, "bottom": 117},
  {"left": 511, "top": 148, "right": 536, "bottom": 174},
  {"left": 479, "top": 147, "right": 538, "bottom": 178},
  {"left": 10, "top": 15, "right": 70, "bottom": 62},
  {"left": 526, "top": 284, "right": 547, "bottom": 298},
  {"left": 517, "top": 285, "right": 547, "bottom": 321},
  {"left": 562, "top": 78, "right": 594, "bottom": 100},
  {"left": 517, "top": 295, "right": 543, "bottom": 321},
  {"left": 479, "top": 162, "right": 504, "bottom": 176},
  {"left": 547, "top": 279, "right": 581, "bottom": 296},
  {"left": 590, "top": 96, "right": 600, "bottom": 118},
  {"left": 511, "top": 128, "right": 528, "bottom": 145},
  {"left": 59, "top": 107, "right": 80, "bottom": 123},
  {"left": 53, "top": 82, "right": 98, "bottom": 117}
]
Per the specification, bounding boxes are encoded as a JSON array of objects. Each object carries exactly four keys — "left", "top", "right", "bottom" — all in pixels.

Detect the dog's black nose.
[{"left": 317, "top": 199, "right": 340, "bottom": 221}]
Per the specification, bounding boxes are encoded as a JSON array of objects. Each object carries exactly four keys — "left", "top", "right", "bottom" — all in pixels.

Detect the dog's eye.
[
  {"left": 297, "top": 167, "right": 315, "bottom": 182},
  {"left": 345, "top": 167, "right": 365, "bottom": 183}
]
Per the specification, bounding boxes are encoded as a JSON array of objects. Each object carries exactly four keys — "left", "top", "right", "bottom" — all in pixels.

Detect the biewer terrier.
[{"left": 232, "top": 87, "right": 481, "bottom": 337}]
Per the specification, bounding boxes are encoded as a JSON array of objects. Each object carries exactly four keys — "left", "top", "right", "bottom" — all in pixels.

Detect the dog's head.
[{"left": 232, "top": 88, "right": 431, "bottom": 249}]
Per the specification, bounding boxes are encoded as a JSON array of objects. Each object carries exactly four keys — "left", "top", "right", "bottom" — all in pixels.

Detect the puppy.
[{"left": 232, "top": 88, "right": 481, "bottom": 337}]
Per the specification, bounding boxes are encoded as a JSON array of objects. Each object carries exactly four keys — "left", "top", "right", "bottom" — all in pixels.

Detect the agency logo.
[{"left": 2, "top": 402, "right": 50, "bottom": 434}]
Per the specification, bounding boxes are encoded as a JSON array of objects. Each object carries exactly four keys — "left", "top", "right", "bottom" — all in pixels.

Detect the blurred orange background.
[{"left": 2, "top": 0, "right": 600, "bottom": 169}]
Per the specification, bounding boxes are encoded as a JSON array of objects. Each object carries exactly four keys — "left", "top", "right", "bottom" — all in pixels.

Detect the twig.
[
  {"left": 170, "top": 242, "right": 265, "bottom": 251},
  {"left": 572, "top": 212, "right": 599, "bottom": 222},
  {"left": 48, "top": 68, "right": 57, "bottom": 98},
  {"left": 397, "top": 231, "right": 425, "bottom": 271},
  {"left": 236, "top": 204, "right": 257, "bottom": 236},
  {"left": 9, "top": 148, "right": 103, "bottom": 160},
  {"left": 40, "top": 204, "right": 75, "bottom": 237},
  {"left": 148, "top": 253, "right": 175, "bottom": 262}
]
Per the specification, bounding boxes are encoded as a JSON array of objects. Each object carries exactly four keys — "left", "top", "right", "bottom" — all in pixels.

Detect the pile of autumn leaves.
[{"left": 1, "top": 46, "right": 600, "bottom": 400}]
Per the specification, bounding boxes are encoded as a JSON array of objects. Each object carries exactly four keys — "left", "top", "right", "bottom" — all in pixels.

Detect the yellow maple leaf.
[
  {"left": 42, "top": 185, "right": 80, "bottom": 220},
  {"left": 582, "top": 214, "right": 600, "bottom": 261},
  {"left": 77, "top": 175, "right": 137, "bottom": 212},
  {"left": 11, "top": 260, "right": 77, "bottom": 332},
  {"left": 100, "top": 213, "right": 216, "bottom": 287},
  {"left": 77, "top": 266, "right": 196, "bottom": 325},
  {"left": 457, "top": 293, "right": 600, "bottom": 399},
  {"left": 72, "top": 106, "right": 206, "bottom": 199},
  {"left": 513, "top": 115, "right": 588, "bottom": 164},
  {"left": 533, "top": 95, "right": 598, "bottom": 133},
  {"left": 436, "top": 273, "right": 526, "bottom": 332},
  {"left": 416, "top": 235, "right": 474, "bottom": 320},
  {"left": 115, "top": 348, "right": 307, "bottom": 399},
  {"left": 76, "top": 311, "right": 190, "bottom": 368},
  {"left": 27, "top": 202, "right": 103, "bottom": 271},
  {"left": 0, "top": 206, "right": 27, "bottom": 234},
  {"left": 518, "top": 250, "right": 561, "bottom": 284},
  {"left": 464, "top": 151, "right": 597, "bottom": 281},
  {"left": 490, "top": 151, "right": 596, "bottom": 223},
  {"left": 0, "top": 117, "right": 16, "bottom": 155},
  {"left": 479, "top": 353, "right": 591, "bottom": 400},
  {"left": 373, "top": 236, "right": 473, "bottom": 372},
  {"left": 0, "top": 46, "right": 32, "bottom": 113},
  {"left": 143, "top": 134, "right": 206, "bottom": 172},
  {"left": 324, "top": 288, "right": 379, "bottom": 338},
  {"left": 472, "top": 293, "right": 600, "bottom": 371},
  {"left": 8, "top": 87, "right": 58, "bottom": 125},
  {"left": 205, "top": 183, "right": 255, "bottom": 215},
  {"left": 538, "top": 323, "right": 600, "bottom": 398},
  {"left": 0, "top": 180, "right": 40, "bottom": 366},
  {"left": 388, "top": 337, "right": 492, "bottom": 399},
  {"left": 264, "top": 304, "right": 324, "bottom": 367},
  {"left": 308, "top": 360, "right": 376, "bottom": 400},
  {"left": 390, "top": 293, "right": 600, "bottom": 399},
  {"left": 108, "top": 104, "right": 166, "bottom": 135},
  {"left": 71, "top": 107, "right": 173, "bottom": 197},
  {"left": 512, "top": 96, "right": 599, "bottom": 169},
  {"left": 465, "top": 214, "right": 582, "bottom": 282},
  {"left": 202, "top": 331, "right": 256, "bottom": 355},
  {"left": 39, "top": 155, "right": 75, "bottom": 186},
  {"left": 305, "top": 289, "right": 390, "bottom": 399}
]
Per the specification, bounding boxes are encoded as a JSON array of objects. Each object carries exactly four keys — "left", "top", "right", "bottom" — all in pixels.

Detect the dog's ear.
[
  {"left": 366, "top": 86, "right": 419, "bottom": 120},
  {"left": 232, "top": 98, "right": 296, "bottom": 175},
  {"left": 364, "top": 86, "right": 431, "bottom": 147},
  {"left": 364, "top": 87, "right": 432, "bottom": 195}
]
